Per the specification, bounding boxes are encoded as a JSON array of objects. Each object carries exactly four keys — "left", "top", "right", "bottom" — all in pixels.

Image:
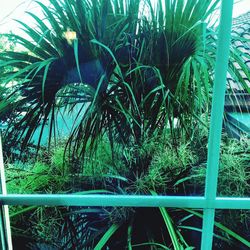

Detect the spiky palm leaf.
[{"left": 0, "top": 0, "right": 140, "bottom": 154}]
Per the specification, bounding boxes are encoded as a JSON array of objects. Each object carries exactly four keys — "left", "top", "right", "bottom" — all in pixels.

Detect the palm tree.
[{"left": 0, "top": 0, "right": 248, "bottom": 161}]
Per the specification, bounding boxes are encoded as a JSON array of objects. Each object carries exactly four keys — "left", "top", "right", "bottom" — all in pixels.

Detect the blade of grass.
[
  {"left": 9, "top": 206, "right": 37, "bottom": 218},
  {"left": 94, "top": 223, "right": 121, "bottom": 250},
  {"left": 150, "top": 190, "right": 182, "bottom": 250},
  {"left": 184, "top": 209, "right": 250, "bottom": 248},
  {"left": 131, "top": 242, "right": 171, "bottom": 249}
]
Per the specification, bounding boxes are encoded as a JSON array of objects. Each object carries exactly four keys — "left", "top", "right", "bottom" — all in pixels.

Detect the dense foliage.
[
  {"left": 0, "top": 0, "right": 250, "bottom": 249},
  {"left": 0, "top": 0, "right": 248, "bottom": 161}
]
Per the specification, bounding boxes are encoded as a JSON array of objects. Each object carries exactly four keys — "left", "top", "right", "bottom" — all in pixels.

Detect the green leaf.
[
  {"left": 132, "top": 242, "right": 171, "bottom": 249},
  {"left": 10, "top": 206, "right": 37, "bottom": 218},
  {"left": 150, "top": 190, "right": 183, "bottom": 250},
  {"left": 94, "top": 223, "right": 121, "bottom": 250},
  {"left": 184, "top": 209, "right": 250, "bottom": 248}
]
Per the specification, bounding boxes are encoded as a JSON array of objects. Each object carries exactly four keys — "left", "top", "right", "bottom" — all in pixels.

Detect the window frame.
[{"left": 0, "top": 1, "right": 249, "bottom": 250}]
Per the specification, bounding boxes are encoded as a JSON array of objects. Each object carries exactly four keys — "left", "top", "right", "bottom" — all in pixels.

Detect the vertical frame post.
[
  {"left": 201, "top": 0, "right": 234, "bottom": 249},
  {"left": 0, "top": 137, "right": 12, "bottom": 250}
]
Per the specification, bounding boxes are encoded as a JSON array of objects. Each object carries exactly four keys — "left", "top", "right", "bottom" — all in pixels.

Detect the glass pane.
[
  {"left": 0, "top": 0, "right": 220, "bottom": 197},
  {"left": 4, "top": 124, "right": 209, "bottom": 196},
  {"left": 213, "top": 209, "right": 250, "bottom": 250},
  {"left": 217, "top": 7, "right": 250, "bottom": 198},
  {"left": 9, "top": 206, "right": 202, "bottom": 249},
  {"left": 217, "top": 134, "right": 249, "bottom": 198}
]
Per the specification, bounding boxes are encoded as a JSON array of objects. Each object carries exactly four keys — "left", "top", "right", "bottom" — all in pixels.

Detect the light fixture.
[{"left": 64, "top": 29, "right": 77, "bottom": 45}]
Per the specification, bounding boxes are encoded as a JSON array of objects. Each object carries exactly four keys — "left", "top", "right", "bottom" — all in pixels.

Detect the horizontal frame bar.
[{"left": 0, "top": 195, "right": 249, "bottom": 209}]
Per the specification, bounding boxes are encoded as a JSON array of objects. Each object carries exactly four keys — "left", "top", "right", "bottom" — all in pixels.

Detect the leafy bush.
[
  {"left": 191, "top": 136, "right": 250, "bottom": 197},
  {"left": 6, "top": 134, "right": 250, "bottom": 249}
]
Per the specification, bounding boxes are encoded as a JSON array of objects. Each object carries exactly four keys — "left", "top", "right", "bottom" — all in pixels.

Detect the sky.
[{"left": 0, "top": 0, "right": 250, "bottom": 34}]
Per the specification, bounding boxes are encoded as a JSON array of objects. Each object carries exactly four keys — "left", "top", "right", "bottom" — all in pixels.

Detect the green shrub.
[{"left": 191, "top": 136, "right": 250, "bottom": 197}]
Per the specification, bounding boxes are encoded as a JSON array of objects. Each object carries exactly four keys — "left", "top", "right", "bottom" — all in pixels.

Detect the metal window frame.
[{"left": 0, "top": 1, "right": 250, "bottom": 249}]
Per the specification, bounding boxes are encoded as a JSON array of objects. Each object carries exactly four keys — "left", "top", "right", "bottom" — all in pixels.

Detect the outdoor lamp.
[{"left": 64, "top": 29, "right": 77, "bottom": 45}]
